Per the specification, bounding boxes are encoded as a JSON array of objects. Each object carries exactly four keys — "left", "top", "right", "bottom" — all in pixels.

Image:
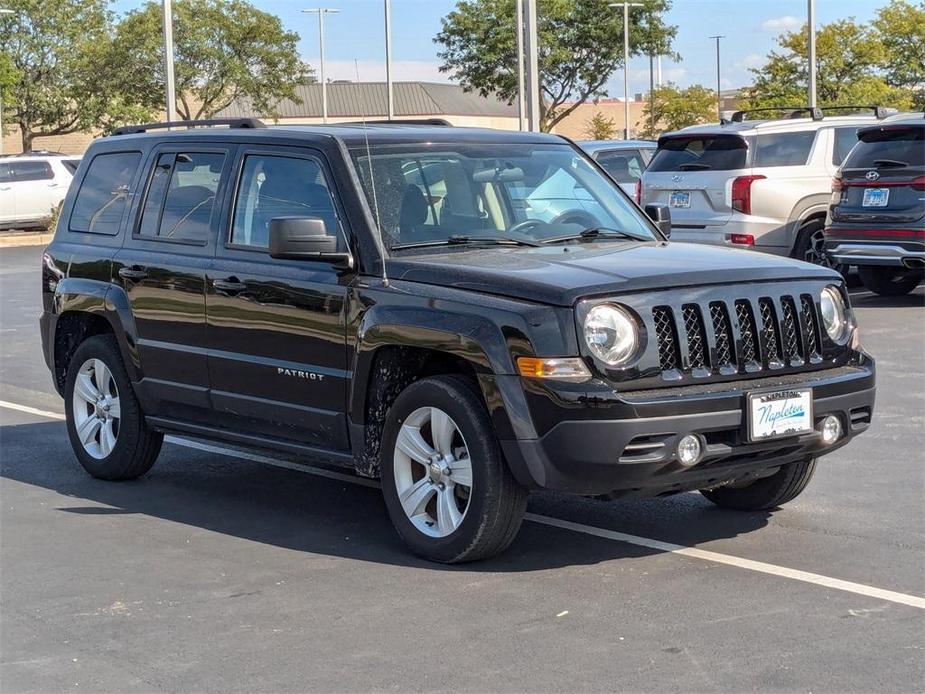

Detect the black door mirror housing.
[
  {"left": 268, "top": 217, "right": 353, "bottom": 268},
  {"left": 644, "top": 203, "right": 672, "bottom": 238}
]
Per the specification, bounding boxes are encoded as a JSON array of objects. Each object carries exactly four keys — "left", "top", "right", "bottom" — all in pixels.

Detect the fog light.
[
  {"left": 677, "top": 434, "right": 703, "bottom": 466},
  {"left": 820, "top": 415, "right": 842, "bottom": 445}
]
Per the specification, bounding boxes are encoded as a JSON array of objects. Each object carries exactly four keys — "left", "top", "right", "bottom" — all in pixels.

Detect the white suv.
[
  {"left": 0, "top": 153, "right": 82, "bottom": 230},
  {"left": 639, "top": 107, "right": 895, "bottom": 269}
]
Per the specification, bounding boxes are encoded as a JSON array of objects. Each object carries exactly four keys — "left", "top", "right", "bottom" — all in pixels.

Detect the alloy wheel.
[
  {"left": 71, "top": 358, "right": 121, "bottom": 459},
  {"left": 392, "top": 406, "right": 473, "bottom": 538}
]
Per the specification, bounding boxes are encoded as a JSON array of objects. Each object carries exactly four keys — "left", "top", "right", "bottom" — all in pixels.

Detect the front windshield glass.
[{"left": 349, "top": 142, "right": 656, "bottom": 250}]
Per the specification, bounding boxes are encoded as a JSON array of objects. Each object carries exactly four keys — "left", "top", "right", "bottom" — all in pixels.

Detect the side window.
[
  {"left": 137, "top": 152, "right": 224, "bottom": 243},
  {"left": 69, "top": 151, "right": 141, "bottom": 235},
  {"left": 230, "top": 154, "right": 340, "bottom": 249},
  {"left": 0, "top": 163, "right": 12, "bottom": 183},
  {"left": 596, "top": 149, "right": 645, "bottom": 184},
  {"left": 833, "top": 127, "right": 860, "bottom": 165},
  {"left": 754, "top": 131, "right": 817, "bottom": 167},
  {"left": 11, "top": 161, "right": 54, "bottom": 181}
]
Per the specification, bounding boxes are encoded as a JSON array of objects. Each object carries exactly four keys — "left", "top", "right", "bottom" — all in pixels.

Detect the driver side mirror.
[
  {"left": 644, "top": 203, "right": 672, "bottom": 238},
  {"left": 268, "top": 216, "right": 353, "bottom": 269}
]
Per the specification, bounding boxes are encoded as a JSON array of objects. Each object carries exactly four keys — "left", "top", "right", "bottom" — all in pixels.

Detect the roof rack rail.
[
  {"left": 110, "top": 118, "right": 266, "bottom": 136},
  {"left": 333, "top": 118, "right": 453, "bottom": 127},
  {"left": 729, "top": 107, "right": 824, "bottom": 123},
  {"left": 816, "top": 105, "right": 896, "bottom": 119}
]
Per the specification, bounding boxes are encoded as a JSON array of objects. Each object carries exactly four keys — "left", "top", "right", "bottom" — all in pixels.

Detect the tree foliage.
[
  {"left": 0, "top": 0, "right": 150, "bottom": 151},
  {"left": 435, "top": 0, "right": 677, "bottom": 132},
  {"left": 583, "top": 111, "right": 618, "bottom": 140},
  {"left": 111, "top": 0, "right": 310, "bottom": 121},
  {"left": 873, "top": 0, "right": 925, "bottom": 107},
  {"left": 742, "top": 7, "right": 920, "bottom": 112},
  {"left": 640, "top": 83, "right": 714, "bottom": 138}
]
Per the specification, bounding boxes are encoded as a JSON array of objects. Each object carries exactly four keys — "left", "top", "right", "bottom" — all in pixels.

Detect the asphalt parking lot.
[{"left": 1, "top": 243, "right": 923, "bottom": 693}]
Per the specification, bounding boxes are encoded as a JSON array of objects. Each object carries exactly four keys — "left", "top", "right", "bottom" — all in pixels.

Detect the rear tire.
[
  {"left": 793, "top": 220, "right": 846, "bottom": 276},
  {"left": 700, "top": 458, "right": 816, "bottom": 511},
  {"left": 64, "top": 335, "right": 163, "bottom": 480},
  {"left": 380, "top": 375, "right": 528, "bottom": 563},
  {"left": 857, "top": 265, "right": 923, "bottom": 296}
]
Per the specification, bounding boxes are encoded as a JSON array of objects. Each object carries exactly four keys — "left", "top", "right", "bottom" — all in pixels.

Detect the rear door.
[
  {"left": 833, "top": 124, "right": 925, "bottom": 226},
  {"left": 113, "top": 144, "right": 231, "bottom": 423},
  {"left": 0, "top": 162, "right": 14, "bottom": 225},
  {"left": 9, "top": 160, "right": 56, "bottom": 222},
  {"left": 642, "top": 133, "right": 750, "bottom": 227},
  {"left": 206, "top": 146, "right": 351, "bottom": 451}
]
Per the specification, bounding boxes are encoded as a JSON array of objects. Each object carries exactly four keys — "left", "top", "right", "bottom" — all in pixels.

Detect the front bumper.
[{"left": 500, "top": 361, "right": 875, "bottom": 497}]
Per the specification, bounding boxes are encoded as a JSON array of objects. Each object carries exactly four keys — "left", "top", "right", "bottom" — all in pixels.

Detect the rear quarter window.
[
  {"left": 833, "top": 127, "right": 861, "bottom": 165},
  {"left": 843, "top": 127, "right": 925, "bottom": 169},
  {"left": 648, "top": 135, "right": 748, "bottom": 172},
  {"left": 69, "top": 151, "right": 141, "bottom": 235},
  {"left": 11, "top": 161, "right": 54, "bottom": 181},
  {"left": 753, "top": 131, "right": 816, "bottom": 167}
]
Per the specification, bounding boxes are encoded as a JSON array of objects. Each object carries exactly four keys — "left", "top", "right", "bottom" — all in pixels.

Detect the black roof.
[{"left": 106, "top": 122, "right": 563, "bottom": 148}]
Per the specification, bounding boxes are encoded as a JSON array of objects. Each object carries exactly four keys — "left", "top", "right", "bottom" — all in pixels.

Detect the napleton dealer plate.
[{"left": 748, "top": 388, "right": 813, "bottom": 441}]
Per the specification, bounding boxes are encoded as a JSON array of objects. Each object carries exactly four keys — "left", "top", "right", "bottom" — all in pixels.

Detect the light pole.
[
  {"left": 0, "top": 8, "right": 14, "bottom": 154},
  {"left": 807, "top": 0, "right": 817, "bottom": 107},
  {"left": 709, "top": 35, "right": 724, "bottom": 121},
  {"left": 515, "top": 0, "right": 525, "bottom": 131},
  {"left": 303, "top": 8, "right": 339, "bottom": 124},
  {"left": 162, "top": 0, "right": 176, "bottom": 123},
  {"left": 522, "top": 0, "right": 540, "bottom": 132},
  {"left": 609, "top": 2, "right": 644, "bottom": 140},
  {"left": 384, "top": 0, "right": 393, "bottom": 120}
]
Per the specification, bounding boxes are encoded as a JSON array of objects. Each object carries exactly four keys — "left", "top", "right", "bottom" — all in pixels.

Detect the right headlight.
[
  {"left": 583, "top": 303, "right": 640, "bottom": 366},
  {"left": 820, "top": 285, "right": 849, "bottom": 342}
]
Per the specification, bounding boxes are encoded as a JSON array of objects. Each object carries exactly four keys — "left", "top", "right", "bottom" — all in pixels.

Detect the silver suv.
[{"left": 639, "top": 107, "right": 895, "bottom": 269}]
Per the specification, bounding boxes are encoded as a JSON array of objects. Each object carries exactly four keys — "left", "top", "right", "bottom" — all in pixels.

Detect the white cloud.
[
  {"left": 761, "top": 15, "right": 801, "bottom": 31},
  {"left": 306, "top": 58, "right": 449, "bottom": 83},
  {"left": 736, "top": 53, "right": 766, "bottom": 71}
]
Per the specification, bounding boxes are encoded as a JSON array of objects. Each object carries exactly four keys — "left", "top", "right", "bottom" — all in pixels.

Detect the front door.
[
  {"left": 114, "top": 145, "right": 231, "bottom": 423},
  {"left": 206, "top": 147, "right": 352, "bottom": 451}
]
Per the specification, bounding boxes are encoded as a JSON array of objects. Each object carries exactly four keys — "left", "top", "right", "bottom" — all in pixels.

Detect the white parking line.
[{"left": 2, "top": 398, "right": 923, "bottom": 610}]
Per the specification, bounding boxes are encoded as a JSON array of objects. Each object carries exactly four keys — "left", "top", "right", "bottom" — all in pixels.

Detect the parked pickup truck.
[{"left": 40, "top": 119, "right": 875, "bottom": 562}]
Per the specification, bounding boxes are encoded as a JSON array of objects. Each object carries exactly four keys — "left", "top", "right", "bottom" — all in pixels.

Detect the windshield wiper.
[
  {"left": 392, "top": 234, "right": 541, "bottom": 250},
  {"left": 872, "top": 158, "right": 909, "bottom": 168},
  {"left": 542, "top": 227, "right": 649, "bottom": 245}
]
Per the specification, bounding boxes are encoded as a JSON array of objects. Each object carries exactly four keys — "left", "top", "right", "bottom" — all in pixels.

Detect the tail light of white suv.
[{"left": 730, "top": 175, "right": 766, "bottom": 215}]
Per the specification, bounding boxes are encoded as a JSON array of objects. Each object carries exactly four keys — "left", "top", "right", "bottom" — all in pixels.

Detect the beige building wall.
[
  {"left": 2, "top": 124, "right": 96, "bottom": 156},
  {"left": 551, "top": 99, "right": 648, "bottom": 140}
]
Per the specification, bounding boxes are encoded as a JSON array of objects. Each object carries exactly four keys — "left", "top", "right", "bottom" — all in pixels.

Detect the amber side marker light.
[{"left": 516, "top": 357, "right": 592, "bottom": 382}]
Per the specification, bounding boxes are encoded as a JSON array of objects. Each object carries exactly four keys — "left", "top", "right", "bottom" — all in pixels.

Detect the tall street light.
[
  {"left": 162, "top": 0, "right": 176, "bottom": 123},
  {"left": 709, "top": 35, "right": 724, "bottom": 121},
  {"left": 303, "top": 8, "right": 339, "bottom": 124},
  {"left": 384, "top": 0, "right": 393, "bottom": 120},
  {"left": 609, "top": 2, "right": 644, "bottom": 140},
  {"left": 515, "top": 0, "right": 526, "bottom": 131},
  {"left": 0, "top": 8, "right": 14, "bottom": 154},
  {"left": 807, "top": 0, "right": 817, "bottom": 107}
]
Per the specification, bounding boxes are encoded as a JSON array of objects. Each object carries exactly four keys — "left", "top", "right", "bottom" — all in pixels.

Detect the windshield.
[
  {"left": 648, "top": 135, "right": 749, "bottom": 172},
  {"left": 843, "top": 126, "right": 925, "bottom": 169},
  {"left": 349, "top": 143, "right": 656, "bottom": 250}
]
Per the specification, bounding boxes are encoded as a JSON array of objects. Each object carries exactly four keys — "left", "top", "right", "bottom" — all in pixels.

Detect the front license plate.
[
  {"left": 669, "top": 191, "right": 691, "bottom": 208},
  {"left": 748, "top": 389, "right": 813, "bottom": 441},
  {"left": 862, "top": 188, "right": 889, "bottom": 207}
]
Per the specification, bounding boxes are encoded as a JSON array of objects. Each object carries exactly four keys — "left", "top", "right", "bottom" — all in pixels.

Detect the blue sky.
[{"left": 112, "top": 0, "right": 887, "bottom": 97}]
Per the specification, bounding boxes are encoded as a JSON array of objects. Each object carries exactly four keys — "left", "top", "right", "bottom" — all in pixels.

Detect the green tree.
[
  {"left": 873, "top": 0, "right": 925, "bottom": 108},
  {"left": 0, "top": 0, "right": 151, "bottom": 152},
  {"left": 742, "top": 18, "right": 913, "bottom": 111},
  {"left": 112, "top": 0, "right": 310, "bottom": 121},
  {"left": 583, "top": 111, "right": 618, "bottom": 140},
  {"left": 435, "top": 0, "right": 677, "bottom": 132},
  {"left": 640, "top": 83, "right": 715, "bottom": 138}
]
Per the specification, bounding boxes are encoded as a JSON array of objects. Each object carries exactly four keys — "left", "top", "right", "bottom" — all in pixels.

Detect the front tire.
[
  {"left": 858, "top": 265, "right": 923, "bottom": 296},
  {"left": 380, "top": 375, "right": 528, "bottom": 563},
  {"left": 700, "top": 458, "right": 816, "bottom": 511},
  {"left": 64, "top": 335, "right": 163, "bottom": 480}
]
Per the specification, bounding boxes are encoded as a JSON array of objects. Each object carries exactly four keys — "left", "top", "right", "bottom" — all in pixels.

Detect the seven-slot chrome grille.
[{"left": 652, "top": 292, "right": 824, "bottom": 377}]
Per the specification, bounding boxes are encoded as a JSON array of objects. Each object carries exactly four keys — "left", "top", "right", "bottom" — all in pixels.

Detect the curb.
[{"left": 0, "top": 232, "right": 54, "bottom": 248}]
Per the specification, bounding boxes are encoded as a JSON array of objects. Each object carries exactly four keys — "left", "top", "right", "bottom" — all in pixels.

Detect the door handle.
[
  {"left": 118, "top": 266, "right": 148, "bottom": 281},
  {"left": 213, "top": 277, "right": 247, "bottom": 293}
]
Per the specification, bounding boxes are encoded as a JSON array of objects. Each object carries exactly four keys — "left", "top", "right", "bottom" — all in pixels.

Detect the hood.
[{"left": 386, "top": 241, "right": 840, "bottom": 306}]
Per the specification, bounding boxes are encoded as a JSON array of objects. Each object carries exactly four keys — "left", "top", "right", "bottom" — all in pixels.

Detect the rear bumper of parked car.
[
  {"left": 669, "top": 217, "right": 790, "bottom": 255},
  {"left": 500, "top": 359, "right": 875, "bottom": 497},
  {"left": 824, "top": 228, "right": 925, "bottom": 268}
]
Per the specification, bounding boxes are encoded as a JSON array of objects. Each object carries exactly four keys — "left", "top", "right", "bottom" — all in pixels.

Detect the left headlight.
[
  {"left": 583, "top": 304, "right": 640, "bottom": 366},
  {"left": 820, "top": 285, "right": 849, "bottom": 342}
]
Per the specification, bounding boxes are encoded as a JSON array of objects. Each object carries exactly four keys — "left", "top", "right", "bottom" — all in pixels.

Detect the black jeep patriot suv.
[{"left": 40, "top": 119, "right": 875, "bottom": 562}]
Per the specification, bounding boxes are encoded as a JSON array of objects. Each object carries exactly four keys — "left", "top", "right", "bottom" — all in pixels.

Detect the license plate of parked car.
[
  {"left": 862, "top": 188, "right": 889, "bottom": 207},
  {"left": 748, "top": 389, "right": 813, "bottom": 441},
  {"left": 669, "top": 191, "right": 691, "bottom": 208}
]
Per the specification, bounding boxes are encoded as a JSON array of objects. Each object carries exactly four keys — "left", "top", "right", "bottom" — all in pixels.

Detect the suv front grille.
[{"left": 652, "top": 292, "right": 824, "bottom": 379}]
